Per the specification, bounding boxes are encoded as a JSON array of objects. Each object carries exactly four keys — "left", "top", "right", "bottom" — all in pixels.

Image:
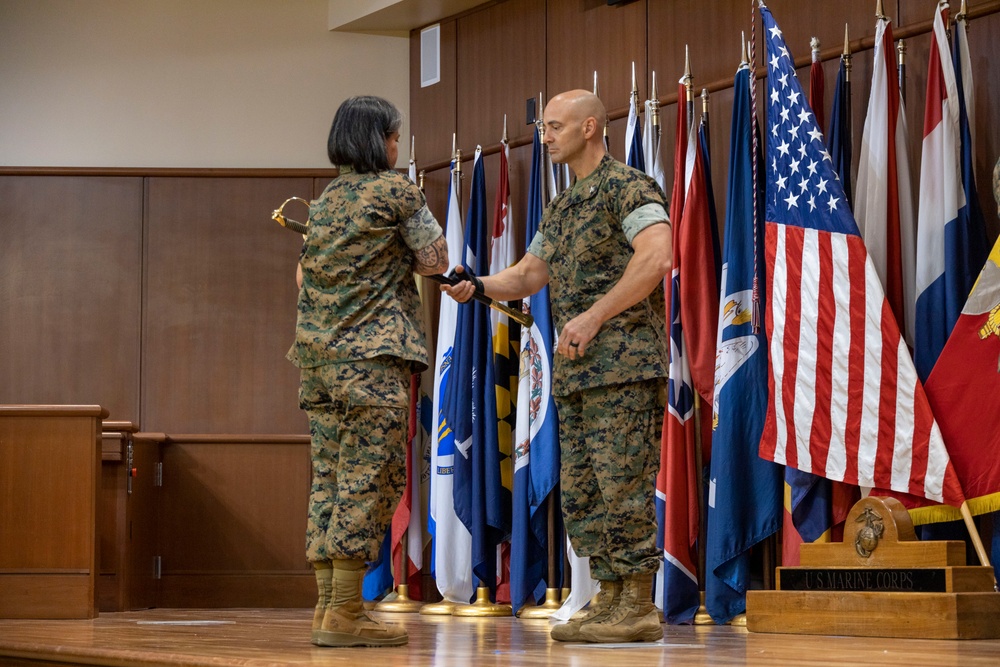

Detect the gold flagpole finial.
[
  {"left": 741, "top": 31, "right": 748, "bottom": 65},
  {"left": 875, "top": 0, "right": 887, "bottom": 21},
  {"left": 898, "top": 38, "right": 907, "bottom": 65},
  {"left": 651, "top": 70, "right": 658, "bottom": 102},
  {"left": 409, "top": 135, "right": 415, "bottom": 166},
  {"left": 843, "top": 23, "right": 853, "bottom": 80},
  {"left": 957, "top": 0, "right": 968, "bottom": 21},
  {"left": 631, "top": 61, "right": 638, "bottom": 97},
  {"left": 593, "top": 70, "right": 599, "bottom": 97},
  {"left": 810, "top": 36, "right": 820, "bottom": 62},
  {"left": 418, "top": 169, "right": 425, "bottom": 191},
  {"left": 843, "top": 23, "right": 851, "bottom": 56},
  {"left": 683, "top": 45, "right": 693, "bottom": 102},
  {"left": 502, "top": 114, "right": 508, "bottom": 144},
  {"left": 451, "top": 132, "right": 456, "bottom": 159}
]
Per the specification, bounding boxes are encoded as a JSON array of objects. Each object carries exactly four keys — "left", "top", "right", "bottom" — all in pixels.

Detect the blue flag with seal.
[{"left": 704, "top": 59, "right": 783, "bottom": 624}]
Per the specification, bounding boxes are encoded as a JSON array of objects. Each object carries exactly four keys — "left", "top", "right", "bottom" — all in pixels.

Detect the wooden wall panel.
[
  {"left": 156, "top": 438, "right": 312, "bottom": 607},
  {"left": 547, "top": 0, "right": 647, "bottom": 113},
  {"left": 411, "top": 19, "right": 459, "bottom": 168},
  {"left": 457, "top": 0, "right": 546, "bottom": 154},
  {"left": 0, "top": 176, "right": 142, "bottom": 423},
  {"left": 142, "top": 177, "right": 310, "bottom": 434}
]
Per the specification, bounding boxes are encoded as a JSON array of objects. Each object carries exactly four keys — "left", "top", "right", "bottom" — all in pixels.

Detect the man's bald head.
[{"left": 546, "top": 90, "right": 607, "bottom": 134}]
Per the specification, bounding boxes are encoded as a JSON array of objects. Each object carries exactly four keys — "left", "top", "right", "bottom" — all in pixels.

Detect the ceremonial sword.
[{"left": 272, "top": 197, "right": 533, "bottom": 328}]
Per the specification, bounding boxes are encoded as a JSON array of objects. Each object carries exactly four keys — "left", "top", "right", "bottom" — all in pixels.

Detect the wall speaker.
[{"left": 420, "top": 24, "right": 441, "bottom": 88}]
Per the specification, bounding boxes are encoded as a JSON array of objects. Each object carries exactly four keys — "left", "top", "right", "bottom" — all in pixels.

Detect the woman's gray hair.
[{"left": 327, "top": 96, "right": 403, "bottom": 173}]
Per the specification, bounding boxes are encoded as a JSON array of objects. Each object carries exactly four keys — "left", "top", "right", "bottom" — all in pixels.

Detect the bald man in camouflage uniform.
[
  {"left": 289, "top": 96, "right": 448, "bottom": 648},
  {"left": 442, "top": 89, "right": 672, "bottom": 644}
]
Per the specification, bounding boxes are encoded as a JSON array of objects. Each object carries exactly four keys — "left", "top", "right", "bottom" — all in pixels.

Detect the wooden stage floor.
[{"left": 2, "top": 608, "right": 1000, "bottom": 667}]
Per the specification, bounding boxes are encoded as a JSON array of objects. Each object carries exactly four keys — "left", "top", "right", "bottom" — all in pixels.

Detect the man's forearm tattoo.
[{"left": 415, "top": 242, "right": 442, "bottom": 268}]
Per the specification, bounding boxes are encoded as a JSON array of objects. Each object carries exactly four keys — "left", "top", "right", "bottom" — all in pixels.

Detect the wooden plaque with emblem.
[{"left": 746, "top": 497, "right": 1000, "bottom": 639}]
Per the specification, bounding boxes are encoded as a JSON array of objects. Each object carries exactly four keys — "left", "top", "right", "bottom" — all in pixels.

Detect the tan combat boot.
[
  {"left": 578, "top": 573, "right": 662, "bottom": 643},
  {"left": 550, "top": 579, "right": 622, "bottom": 642},
  {"left": 313, "top": 560, "right": 408, "bottom": 647},
  {"left": 310, "top": 564, "right": 333, "bottom": 644}
]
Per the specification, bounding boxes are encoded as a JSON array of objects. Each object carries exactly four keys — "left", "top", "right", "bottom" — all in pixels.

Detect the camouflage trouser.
[
  {"left": 300, "top": 357, "right": 409, "bottom": 564},
  {"left": 555, "top": 378, "right": 665, "bottom": 580}
]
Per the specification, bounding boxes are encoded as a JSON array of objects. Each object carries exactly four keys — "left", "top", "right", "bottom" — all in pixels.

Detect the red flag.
[
  {"left": 889, "top": 239, "right": 1000, "bottom": 524},
  {"left": 678, "top": 126, "right": 720, "bottom": 412}
]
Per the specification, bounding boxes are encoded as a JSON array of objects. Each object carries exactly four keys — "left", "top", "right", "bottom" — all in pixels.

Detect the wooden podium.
[
  {"left": 0, "top": 405, "right": 108, "bottom": 619},
  {"left": 747, "top": 497, "right": 1000, "bottom": 639}
]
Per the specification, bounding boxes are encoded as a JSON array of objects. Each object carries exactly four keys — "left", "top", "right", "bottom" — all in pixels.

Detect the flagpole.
[
  {"left": 683, "top": 45, "right": 694, "bottom": 133},
  {"left": 960, "top": 502, "right": 995, "bottom": 576},
  {"left": 650, "top": 70, "right": 660, "bottom": 153},
  {"left": 700, "top": 88, "right": 710, "bottom": 153},
  {"left": 897, "top": 39, "right": 907, "bottom": 103},
  {"left": 843, "top": 24, "right": 853, "bottom": 153},
  {"left": 517, "top": 492, "right": 564, "bottom": 618}
]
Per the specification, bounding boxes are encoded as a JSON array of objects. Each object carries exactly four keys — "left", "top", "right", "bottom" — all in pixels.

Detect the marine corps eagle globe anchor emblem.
[{"left": 854, "top": 506, "right": 885, "bottom": 558}]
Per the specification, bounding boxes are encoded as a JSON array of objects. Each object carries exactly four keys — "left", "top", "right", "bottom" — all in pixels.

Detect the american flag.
[{"left": 757, "top": 4, "right": 964, "bottom": 507}]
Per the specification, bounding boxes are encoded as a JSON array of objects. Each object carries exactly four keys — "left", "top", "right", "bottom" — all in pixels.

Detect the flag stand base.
[
  {"left": 516, "top": 587, "right": 562, "bottom": 619},
  {"left": 418, "top": 600, "right": 456, "bottom": 616},
  {"left": 453, "top": 586, "right": 512, "bottom": 617},
  {"left": 747, "top": 497, "right": 1000, "bottom": 639},
  {"left": 374, "top": 584, "right": 422, "bottom": 613},
  {"left": 694, "top": 592, "right": 715, "bottom": 625},
  {"left": 728, "top": 613, "right": 747, "bottom": 627}
]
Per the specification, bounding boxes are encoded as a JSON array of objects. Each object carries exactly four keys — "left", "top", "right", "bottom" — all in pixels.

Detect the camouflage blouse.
[
  {"left": 286, "top": 167, "right": 442, "bottom": 372},
  {"left": 528, "top": 154, "right": 670, "bottom": 396}
]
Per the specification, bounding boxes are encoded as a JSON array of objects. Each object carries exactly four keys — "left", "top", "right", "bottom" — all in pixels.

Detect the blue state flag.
[{"left": 704, "top": 60, "right": 783, "bottom": 624}]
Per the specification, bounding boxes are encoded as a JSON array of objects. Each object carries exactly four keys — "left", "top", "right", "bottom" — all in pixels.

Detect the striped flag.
[
  {"left": 783, "top": 35, "right": 865, "bottom": 566},
  {"left": 757, "top": 4, "right": 965, "bottom": 508},
  {"left": 914, "top": 3, "right": 988, "bottom": 380},
  {"left": 429, "top": 156, "right": 474, "bottom": 603},
  {"left": 855, "top": 14, "right": 917, "bottom": 347}
]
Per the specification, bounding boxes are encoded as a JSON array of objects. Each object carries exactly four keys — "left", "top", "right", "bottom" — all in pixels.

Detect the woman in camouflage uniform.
[{"left": 287, "top": 96, "right": 449, "bottom": 647}]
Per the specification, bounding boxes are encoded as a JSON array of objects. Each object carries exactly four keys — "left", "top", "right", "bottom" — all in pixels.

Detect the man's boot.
[
  {"left": 313, "top": 559, "right": 408, "bottom": 647},
  {"left": 578, "top": 573, "right": 662, "bottom": 643},
  {"left": 310, "top": 564, "right": 333, "bottom": 645},
  {"left": 550, "top": 579, "right": 622, "bottom": 642}
]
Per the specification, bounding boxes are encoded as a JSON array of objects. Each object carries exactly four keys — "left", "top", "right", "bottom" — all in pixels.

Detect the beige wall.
[{"left": 0, "top": 0, "right": 409, "bottom": 168}]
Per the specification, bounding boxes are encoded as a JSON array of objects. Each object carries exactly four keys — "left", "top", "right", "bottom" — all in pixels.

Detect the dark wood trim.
[
  {"left": 156, "top": 434, "right": 310, "bottom": 445},
  {"left": 0, "top": 405, "right": 109, "bottom": 418}
]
